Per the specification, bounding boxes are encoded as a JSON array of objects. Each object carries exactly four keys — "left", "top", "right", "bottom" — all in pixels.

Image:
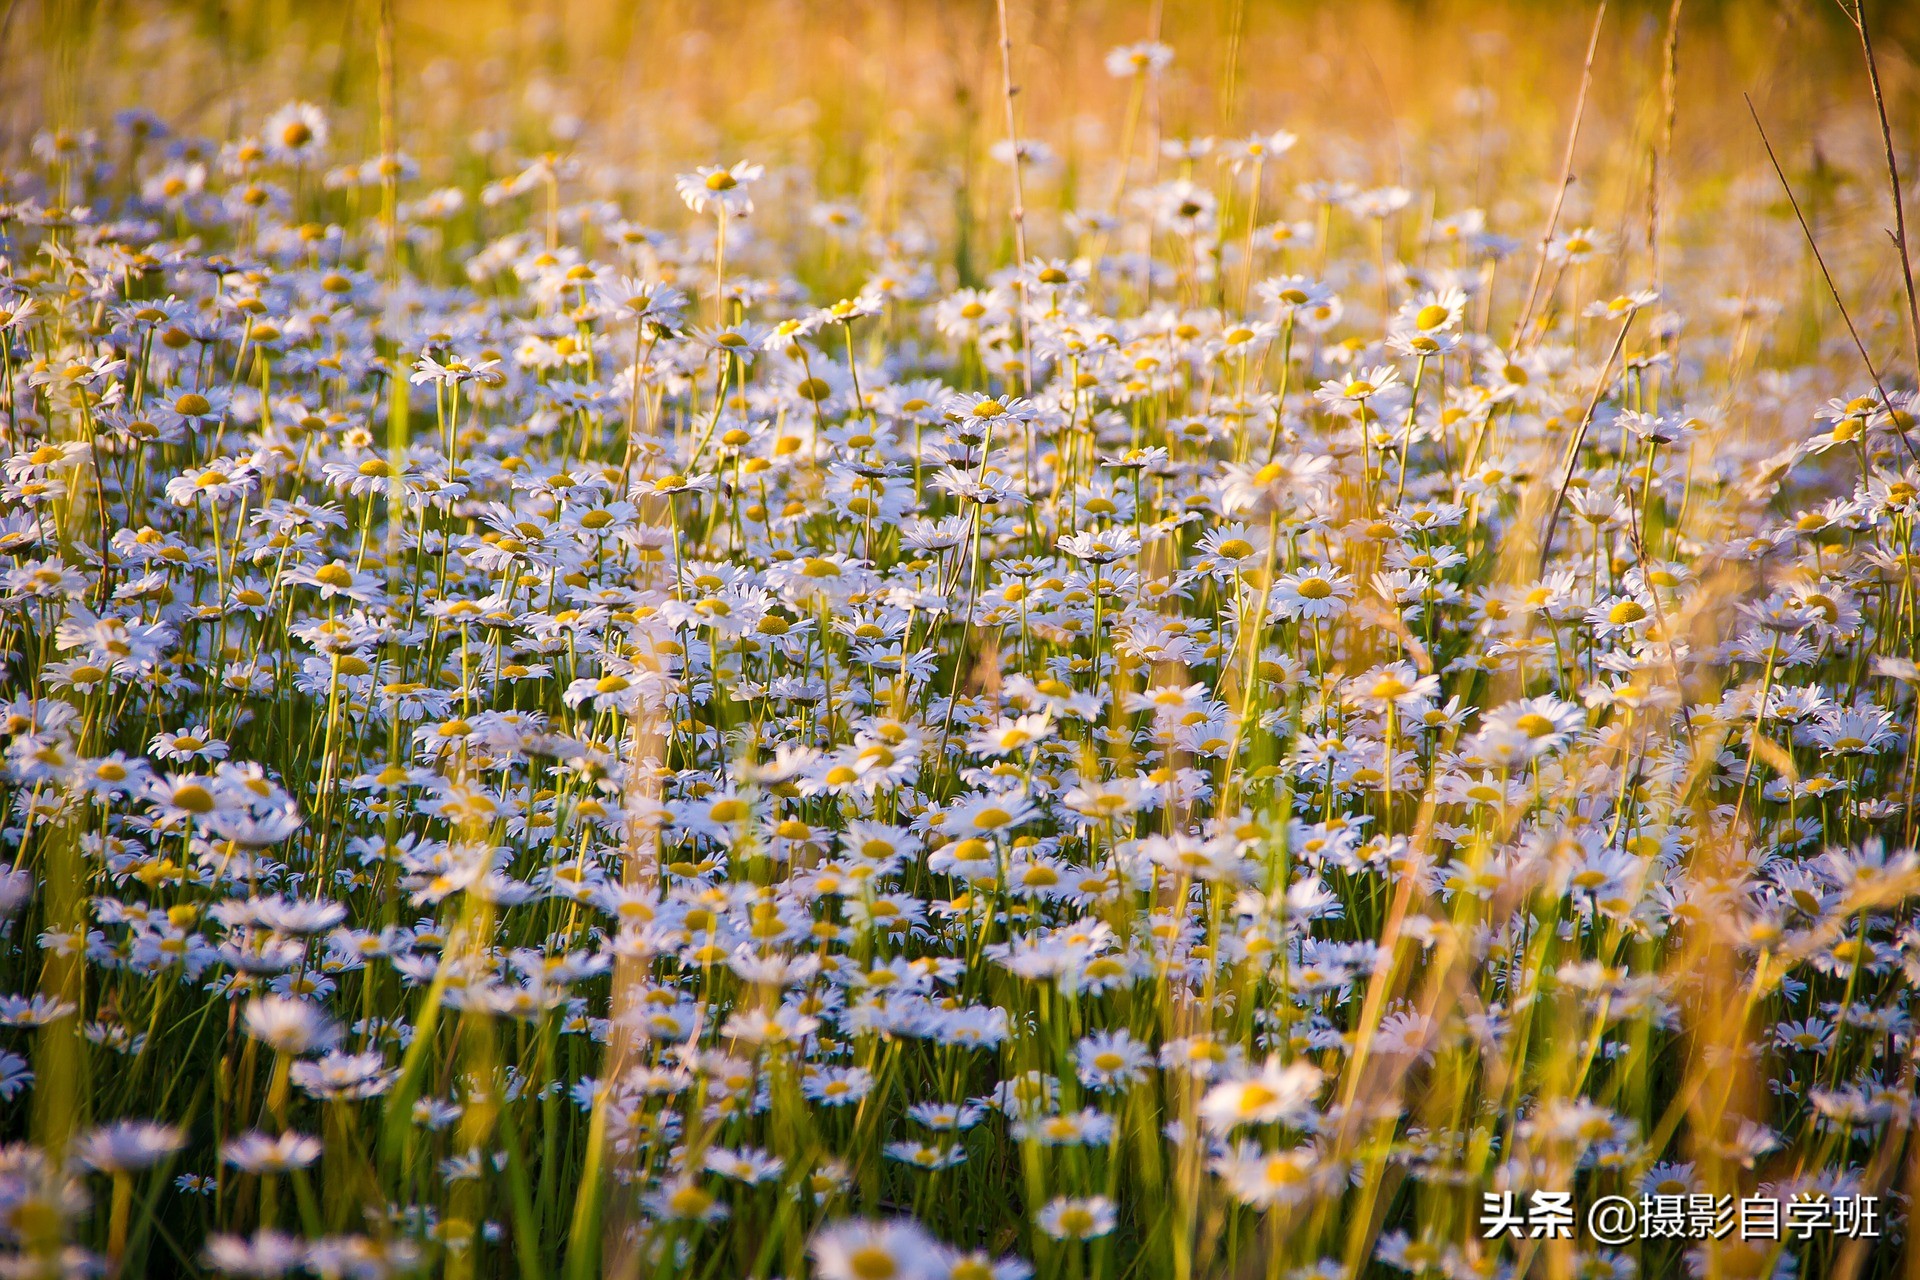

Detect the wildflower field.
[{"left": 6, "top": 0, "right": 1920, "bottom": 1276}]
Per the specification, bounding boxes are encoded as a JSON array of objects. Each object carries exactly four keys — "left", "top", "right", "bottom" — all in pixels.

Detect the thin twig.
[
  {"left": 1838, "top": 0, "right": 1920, "bottom": 379},
  {"left": 1537, "top": 313, "right": 1634, "bottom": 576},
  {"left": 1511, "top": 1, "right": 1607, "bottom": 351},
  {"left": 1646, "top": 0, "right": 1683, "bottom": 296},
  {"left": 376, "top": 0, "right": 399, "bottom": 279},
  {"left": 993, "top": 0, "right": 1034, "bottom": 395},
  {"left": 1746, "top": 95, "right": 1918, "bottom": 463},
  {"left": 994, "top": 0, "right": 1028, "bottom": 274}
]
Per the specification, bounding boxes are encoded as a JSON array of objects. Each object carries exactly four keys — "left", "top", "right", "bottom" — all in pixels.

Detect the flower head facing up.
[{"left": 677, "top": 161, "right": 766, "bottom": 217}]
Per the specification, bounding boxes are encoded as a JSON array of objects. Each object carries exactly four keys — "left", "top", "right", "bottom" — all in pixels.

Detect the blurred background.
[{"left": 4, "top": 1, "right": 1917, "bottom": 342}]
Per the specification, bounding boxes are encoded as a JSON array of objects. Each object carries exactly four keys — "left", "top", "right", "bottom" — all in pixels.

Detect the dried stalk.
[
  {"left": 1838, "top": 0, "right": 1920, "bottom": 377},
  {"left": 1511, "top": 1, "right": 1607, "bottom": 350}
]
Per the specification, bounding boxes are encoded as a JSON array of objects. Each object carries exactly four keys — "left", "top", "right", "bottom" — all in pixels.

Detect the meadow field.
[{"left": 3, "top": 0, "right": 1920, "bottom": 1276}]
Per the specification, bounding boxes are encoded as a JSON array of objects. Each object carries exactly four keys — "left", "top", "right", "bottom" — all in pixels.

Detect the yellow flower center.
[
  {"left": 668, "top": 1185, "right": 713, "bottom": 1217},
  {"left": 1515, "top": 713, "right": 1557, "bottom": 738}
]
